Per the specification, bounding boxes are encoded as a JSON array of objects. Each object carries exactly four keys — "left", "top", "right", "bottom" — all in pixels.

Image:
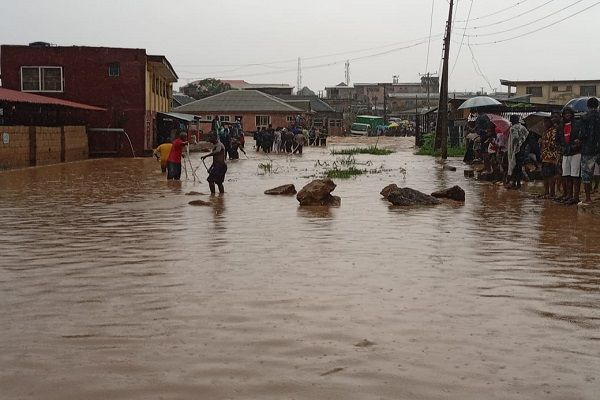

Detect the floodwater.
[{"left": 1, "top": 137, "right": 599, "bottom": 400}]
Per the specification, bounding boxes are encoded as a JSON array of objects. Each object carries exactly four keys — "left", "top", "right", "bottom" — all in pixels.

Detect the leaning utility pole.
[
  {"left": 297, "top": 57, "right": 302, "bottom": 94},
  {"left": 434, "top": 0, "right": 454, "bottom": 159},
  {"left": 419, "top": 71, "right": 438, "bottom": 110}
]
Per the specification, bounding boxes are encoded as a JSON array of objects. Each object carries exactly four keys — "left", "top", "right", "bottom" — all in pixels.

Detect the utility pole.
[
  {"left": 345, "top": 60, "right": 350, "bottom": 86},
  {"left": 419, "top": 72, "right": 438, "bottom": 110},
  {"left": 434, "top": 0, "right": 454, "bottom": 159},
  {"left": 297, "top": 57, "right": 302, "bottom": 94}
]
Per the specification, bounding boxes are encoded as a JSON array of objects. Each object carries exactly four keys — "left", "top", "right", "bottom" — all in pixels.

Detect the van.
[{"left": 350, "top": 123, "right": 371, "bottom": 136}]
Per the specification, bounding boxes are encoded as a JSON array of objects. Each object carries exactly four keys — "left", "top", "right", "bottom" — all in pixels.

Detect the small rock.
[
  {"left": 431, "top": 185, "right": 466, "bottom": 202},
  {"left": 297, "top": 178, "right": 340, "bottom": 206},
  {"left": 386, "top": 188, "right": 441, "bottom": 206},
  {"left": 265, "top": 184, "right": 297, "bottom": 195},
  {"left": 354, "top": 339, "right": 376, "bottom": 347},
  {"left": 185, "top": 191, "right": 203, "bottom": 196},
  {"left": 380, "top": 184, "right": 400, "bottom": 198},
  {"left": 320, "top": 367, "right": 345, "bottom": 376},
  {"left": 188, "top": 200, "right": 211, "bottom": 206},
  {"left": 443, "top": 165, "right": 457, "bottom": 172}
]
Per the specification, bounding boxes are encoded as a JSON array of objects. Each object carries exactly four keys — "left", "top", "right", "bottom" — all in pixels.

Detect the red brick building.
[{"left": 0, "top": 43, "right": 177, "bottom": 156}]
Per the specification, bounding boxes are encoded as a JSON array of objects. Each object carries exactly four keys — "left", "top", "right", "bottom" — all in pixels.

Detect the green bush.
[
  {"left": 330, "top": 146, "right": 394, "bottom": 156},
  {"left": 416, "top": 133, "right": 465, "bottom": 157}
]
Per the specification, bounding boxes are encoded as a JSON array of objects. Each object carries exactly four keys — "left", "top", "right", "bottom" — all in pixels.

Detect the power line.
[
  {"left": 471, "top": 0, "right": 600, "bottom": 45},
  {"left": 450, "top": 0, "right": 473, "bottom": 76},
  {"left": 455, "top": 0, "right": 556, "bottom": 30},
  {"left": 455, "top": 0, "right": 534, "bottom": 22},
  {"left": 425, "top": 0, "right": 436, "bottom": 72},
  {"left": 467, "top": 39, "right": 494, "bottom": 91},
  {"left": 464, "top": 0, "right": 586, "bottom": 38}
]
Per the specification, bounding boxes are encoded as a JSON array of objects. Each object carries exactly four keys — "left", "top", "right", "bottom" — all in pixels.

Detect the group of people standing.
[
  {"left": 254, "top": 125, "right": 307, "bottom": 154},
  {"left": 464, "top": 97, "right": 600, "bottom": 206}
]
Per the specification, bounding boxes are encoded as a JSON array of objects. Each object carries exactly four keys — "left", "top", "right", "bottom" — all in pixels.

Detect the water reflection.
[{"left": 1, "top": 143, "right": 599, "bottom": 400}]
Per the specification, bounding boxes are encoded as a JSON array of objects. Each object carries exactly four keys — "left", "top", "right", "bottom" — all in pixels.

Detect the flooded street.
[{"left": 1, "top": 137, "right": 599, "bottom": 399}]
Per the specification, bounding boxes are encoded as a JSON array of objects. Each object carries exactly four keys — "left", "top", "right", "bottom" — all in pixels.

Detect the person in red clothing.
[{"left": 166, "top": 133, "right": 188, "bottom": 181}]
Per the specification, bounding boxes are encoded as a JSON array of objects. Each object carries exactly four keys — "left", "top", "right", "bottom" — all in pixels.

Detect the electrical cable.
[
  {"left": 455, "top": 0, "right": 534, "bottom": 22},
  {"left": 425, "top": 0, "right": 436, "bottom": 72},
  {"left": 471, "top": 0, "right": 600, "bottom": 45},
  {"left": 465, "top": 0, "right": 586, "bottom": 38},
  {"left": 450, "top": 0, "right": 473, "bottom": 76},
  {"left": 455, "top": 0, "right": 556, "bottom": 30}
]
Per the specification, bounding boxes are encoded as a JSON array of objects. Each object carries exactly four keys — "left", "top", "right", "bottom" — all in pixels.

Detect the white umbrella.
[{"left": 458, "top": 96, "right": 502, "bottom": 110}]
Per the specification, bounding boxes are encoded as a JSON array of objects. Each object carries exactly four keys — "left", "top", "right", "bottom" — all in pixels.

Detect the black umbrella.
[{"left": 564, "top": 97, "right": 599, "bottom": 113}]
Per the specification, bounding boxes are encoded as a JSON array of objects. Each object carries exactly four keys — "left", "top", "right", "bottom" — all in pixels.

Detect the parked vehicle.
[{"left": 350, "top": 123, "right": 371, "bottom": 136}]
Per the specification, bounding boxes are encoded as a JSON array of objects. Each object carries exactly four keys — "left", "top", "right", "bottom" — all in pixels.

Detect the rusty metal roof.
[{"left": 0, "top": 87, "right": 105, "bottom": 111}]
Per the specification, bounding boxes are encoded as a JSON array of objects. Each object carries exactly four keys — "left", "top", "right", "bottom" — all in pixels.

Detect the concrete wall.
[
  {"left": 0, "top": 125, "right": 88, "bottom": 170},
  {"left": 514, "top": 81, "right": 600, "bottom": 105}
]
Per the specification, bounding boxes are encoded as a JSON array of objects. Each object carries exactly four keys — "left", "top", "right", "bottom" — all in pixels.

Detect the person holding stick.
[
  {"left": 201, "top": 134, "right": 227, "bottom": 194},
  {"left": 166, "top": 132, "right": 188, "bottom": 181}
]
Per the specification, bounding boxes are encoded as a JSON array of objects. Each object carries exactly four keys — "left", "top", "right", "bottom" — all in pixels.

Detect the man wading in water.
[{"left": 201, "top": 134, "right": 227, "bottom": 194}]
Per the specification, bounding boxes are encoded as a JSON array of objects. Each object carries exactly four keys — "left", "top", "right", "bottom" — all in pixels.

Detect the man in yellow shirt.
[{"left": 153, "top": 140, "right": 172, "bottom": 173}]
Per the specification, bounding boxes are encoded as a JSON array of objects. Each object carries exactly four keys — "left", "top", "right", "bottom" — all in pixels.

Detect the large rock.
[
  {"left": 431, "top": 185, "right": 465, "bottom": 202},
  {"left": 297, "top": 178, "right": 341, "bottom": 206},
  {"left": 265, "top": 184, "right": 297, "bottom": 195},
  {"left": 380, "top": 184, "right": 400, "bottom": 198},
  {"left": 386, "top": 187, "right": 441, "bottom": 206}
]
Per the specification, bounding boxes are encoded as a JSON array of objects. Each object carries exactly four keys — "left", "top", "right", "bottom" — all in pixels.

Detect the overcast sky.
[{"left": 2, "top": 0, "right": 599, "bottom": 93}]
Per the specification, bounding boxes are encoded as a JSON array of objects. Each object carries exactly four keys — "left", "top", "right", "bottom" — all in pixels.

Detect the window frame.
[
  {"left": 20, "top": 66, "right": 64, "bottom": 93},
  {"left": 108, "top": 62, "right": 120, "bottom": 77},
  {"left": 255, "top": 115, "right": 271, "bottom": 129},
  {"left": 219, "top": 115, "right": 231, "bottom": 122},
  {"left": 525, "top": 86, "right": 543, "bottom": 97},
  {"left": 580, "top": 85, "right": 597, "bottom": 97}
]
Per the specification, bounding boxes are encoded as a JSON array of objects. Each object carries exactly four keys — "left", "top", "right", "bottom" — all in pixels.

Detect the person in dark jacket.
[
  {"left": 578, "top": 97, "right": 600, "bottom": 205},
  {"left": 555, "top": 107, "right": 581, "bottom": 205}
]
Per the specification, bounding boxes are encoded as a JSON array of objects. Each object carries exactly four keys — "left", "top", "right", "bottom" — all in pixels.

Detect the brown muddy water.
[{"left": 1, "top": 137, "right": 599, "bottom": 400}]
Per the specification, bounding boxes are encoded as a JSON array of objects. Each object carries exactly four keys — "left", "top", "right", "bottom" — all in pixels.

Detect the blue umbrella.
[{"left": 564, "top": 97, "right": 599, "bottom": 113}]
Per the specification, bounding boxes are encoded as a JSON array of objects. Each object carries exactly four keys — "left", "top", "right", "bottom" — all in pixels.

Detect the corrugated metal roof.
[
  {"left": 173, "top": 90, "right": 303, "bottom": 113},
  {"left": 276, "top": 95, "right": 337, "bottom": 113},
  {"left": 0, "top": 87, "right": 105, "bottom": 110},
  {"left": 158, "top": 112, "right": 198, "bottom": 122}
]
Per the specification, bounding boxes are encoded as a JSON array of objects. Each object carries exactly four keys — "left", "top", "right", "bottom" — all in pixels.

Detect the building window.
[
  {"left": 328, "top": 119, "right": 342, "bottom": 127},
  {"left": 313, "top": 118, "right": 324, "bottom": 127},
  {"left": 219, "top": 115, "right": 230, "bottom": 122},
  {"left": 205, "top": 115, "right": 213, "bottom": 121},
  {"left": 20, "top": 66, "right": 63, "bottom": 92},
  {"left": 526, "top": 86, "right": 543, "bottom": 97},
  {"left": 255, "top": 115, "right": 270, "bottom": 129},
  {"left": 286, "top": 116, "right": 295, "bottom": 122},
  {"left": 552, "top": 86, "right": 558, "bottom": 92},
  {"left": 108, "top": 62, "right": 120, "bottom": 77},
  {"left": 566, "top": 85, "right": 573, "bottom": 92},
  {"left": 581, "top": 85, "right": 597, "bottom": 96}
]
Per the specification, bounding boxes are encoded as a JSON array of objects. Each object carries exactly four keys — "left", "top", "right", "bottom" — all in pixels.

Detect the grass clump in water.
[
  {"left": 326, "top": 166, "right": 365, "bottom": 179},
  {"left": 258, "top": 161, "right": 274, "bottom": 174},
  {"left": 331, "top": 146, "right": 394, "bottom": 156},
  {"left": 416, "top": 133, "right": 465, "bottom": 157}
]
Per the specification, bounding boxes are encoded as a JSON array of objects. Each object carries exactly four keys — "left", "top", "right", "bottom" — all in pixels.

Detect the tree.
[{"left": 181, "top": 79, "right": 232, "bottom": 100}]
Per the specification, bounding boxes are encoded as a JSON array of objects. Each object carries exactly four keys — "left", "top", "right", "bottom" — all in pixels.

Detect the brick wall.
[
  {"left": 0, "top": 126, "right": 30, "bottom": 169},
  {"left": 64, "top": 126, "right": 89, "bottom": 162},
  {"left": 0, "top": 125, "right": 88, "bottom": 170}
]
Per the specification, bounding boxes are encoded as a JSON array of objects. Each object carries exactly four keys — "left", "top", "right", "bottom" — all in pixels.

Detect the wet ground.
[{"left": 1, "top": 137, "right": 599, "bottom": 400}]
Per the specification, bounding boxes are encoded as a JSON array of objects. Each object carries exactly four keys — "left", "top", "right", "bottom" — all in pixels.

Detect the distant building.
[
  {"left": 173, "top": 90, "right": 305, "bottom": 132},
  {"left": 0, "top": 43, "right": 177, "bottom": 156},
  {"left": 501, "top": 79, "right": 600, "bottom": 105},
  {"left": 181, "top": 79, "right": 294, "bottom": 98},
  {"left": 276, "top": 95, "right": 343, "bottom": 135},
  {"left": 172, "top": 92, "right": 195, "bottom": 108}
]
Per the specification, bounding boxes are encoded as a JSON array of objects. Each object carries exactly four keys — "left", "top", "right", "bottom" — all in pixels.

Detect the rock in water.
[
  {"left": 265, "top": 184, "right": 297, "bottom": 195},
  {"left": 380, "top": 184, "right": 400, "bottom": 198},
  {"left": 185, "top": 191, "right": 203, "bottom": 196},
  {"left": 297, "top": 178, "right": 341, "bottom": 206},
  {"left": 188, "top": 200, "right": 211, "bottom": 206},
  {"left": 431, "top": 185, "right": 466, "bottom": 202},
  {"left": 443, "top": 165, "right": 457, "bottom": 172},
  {"left": 386, "top": 187, "right": 441, "bottom": 206}
]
